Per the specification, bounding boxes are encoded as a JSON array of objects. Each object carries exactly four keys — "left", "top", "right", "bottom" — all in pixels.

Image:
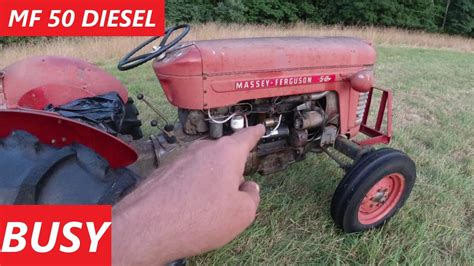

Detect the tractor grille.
[{"left": 356, "top": 92, "right": 369, "bottom": 125}]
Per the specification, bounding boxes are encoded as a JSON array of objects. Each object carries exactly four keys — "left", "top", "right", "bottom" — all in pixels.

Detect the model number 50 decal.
[{"left": 235, "top": 75, "right": 336, "bottom": 90}]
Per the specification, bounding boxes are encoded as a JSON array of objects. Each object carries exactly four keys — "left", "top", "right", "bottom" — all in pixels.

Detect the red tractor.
[{"left": 0, "top": 25, "right": 415, "bottom": 233}]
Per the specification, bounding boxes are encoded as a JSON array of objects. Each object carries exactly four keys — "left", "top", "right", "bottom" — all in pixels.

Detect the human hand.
[{"left": 112, "top": 124, "right": 265, "bottom": 265}]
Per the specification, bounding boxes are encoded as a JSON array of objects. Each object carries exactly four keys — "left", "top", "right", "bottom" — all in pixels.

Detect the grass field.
[{"left": 1, "top": 24, "right": 473, "bottom": 264}]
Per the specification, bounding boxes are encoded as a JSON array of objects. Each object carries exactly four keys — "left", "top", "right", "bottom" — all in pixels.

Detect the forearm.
[
  {"left": 111, "top": 125, "right": 263, "bottom": 265},
  {"left": 112, "top": 178, "right": 184, "bottom": 265}
]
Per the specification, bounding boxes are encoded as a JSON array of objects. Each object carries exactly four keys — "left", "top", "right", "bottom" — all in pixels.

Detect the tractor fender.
[
  {"left": 0, "top": 56, "right": 128, "bottom": 109},
  {"left": 0, "top": 109, "right": 138, "bottom": 168}
]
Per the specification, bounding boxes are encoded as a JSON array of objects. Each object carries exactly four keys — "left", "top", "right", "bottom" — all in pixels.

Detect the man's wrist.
[{"left": 111, "top": 185, "right": 182, "bottom": 265}]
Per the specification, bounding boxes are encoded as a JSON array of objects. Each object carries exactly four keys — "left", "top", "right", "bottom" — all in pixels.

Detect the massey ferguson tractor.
[{"left": 0, "top": 25, "right": 415, "bottom": 233}]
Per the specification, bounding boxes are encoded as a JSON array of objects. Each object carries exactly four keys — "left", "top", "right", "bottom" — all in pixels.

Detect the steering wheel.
[{"left": 117, "top": 24, "right": 190, "bottom": 71}]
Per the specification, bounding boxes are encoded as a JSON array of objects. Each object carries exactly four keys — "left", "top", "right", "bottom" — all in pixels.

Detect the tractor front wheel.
[{"left": 330, "top": 148, "right": 416, "bottom": 233}]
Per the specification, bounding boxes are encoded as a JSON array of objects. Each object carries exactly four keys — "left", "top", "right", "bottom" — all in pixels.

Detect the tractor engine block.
[{"left": 178, "top": 92, "right": 339, "bottom": 175}]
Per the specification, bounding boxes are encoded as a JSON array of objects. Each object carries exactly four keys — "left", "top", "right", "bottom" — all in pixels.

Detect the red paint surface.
[
  {"left": 357, "top": 87, "right": 393, "bottom": 145},
  {"left": 234, "top": 75, "right": 336, "bottom": 90},
  {"left": 358, "top": 173, "right": 405, "bottom": 225},
  {"left": 2, "top": 56, "right": 128, "bottom": 109},
  {"left": 0, "top": 109, "right": 137, "bottom": 168},
  {"left": 350, "top": 70, "right": 374, "bottom": 92}
]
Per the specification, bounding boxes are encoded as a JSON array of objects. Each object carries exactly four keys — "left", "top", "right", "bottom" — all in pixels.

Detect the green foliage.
[
  {"left": 165, "top": 0, "right": 473, "bottom": 37},
  {"left": 0, "top": 37, "right": 31, "bottom": 46},
  {"left": 165, "top": 0, "right": 214, "bottom": 23},
  {"left": 244, "top": 0, "right": 299, "bottom": 24},
  {"left": 295, "top": 1, "right": 323, "bottom": 24},
  {"left": 0, "top": 37, "right": 52, "bottom": 47},
  {"left": 444, "top": 0, "right": 474, "bottom": 37},
  {"left": 2, "top": 0, "right": 471, "bottom": 46},
  {"left": 214, "top": 0, "right": 248, "bottom": 24}
]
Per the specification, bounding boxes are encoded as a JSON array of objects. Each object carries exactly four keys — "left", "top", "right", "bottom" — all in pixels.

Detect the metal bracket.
[{"left": 356, "top": 87, "right": 393, "bottom": 146}]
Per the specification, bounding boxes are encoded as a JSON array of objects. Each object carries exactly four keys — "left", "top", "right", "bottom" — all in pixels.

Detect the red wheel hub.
[{"left": 358, "top": 173, "right": 405, "bottom": 225}]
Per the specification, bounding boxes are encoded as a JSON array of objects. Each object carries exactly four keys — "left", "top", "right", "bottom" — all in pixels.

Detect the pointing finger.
[{"left": 228, "top": 124, "right": 265, "bottom": 154}]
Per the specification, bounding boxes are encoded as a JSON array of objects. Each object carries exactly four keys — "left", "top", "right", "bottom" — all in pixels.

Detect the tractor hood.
[{"left": 153, "top": 36, "right": 376, "bottom": 76}]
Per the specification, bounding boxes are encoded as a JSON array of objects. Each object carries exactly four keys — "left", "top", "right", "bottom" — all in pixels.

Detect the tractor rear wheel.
[
  {"left": 330, "top": 148, "right": 416, "bottom": 233},
  {"left": 0, "top": 130, "right": 140, "bottom": 205}
]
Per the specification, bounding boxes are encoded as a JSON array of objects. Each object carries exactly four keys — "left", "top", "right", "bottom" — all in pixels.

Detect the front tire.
[{"left": 330, "top": 148, "right": 416, "bottom": 233}]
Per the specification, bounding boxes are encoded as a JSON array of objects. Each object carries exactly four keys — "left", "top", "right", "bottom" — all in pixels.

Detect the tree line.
[
  {"left": 166, "top": 0, "right": 473, "bottom": 37},
  {"left": 1, "top": 0, "right": 472, "bottom": 46}
]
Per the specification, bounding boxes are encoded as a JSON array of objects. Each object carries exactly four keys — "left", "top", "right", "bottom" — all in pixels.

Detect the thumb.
[{"left": 239, "top": 181, "right": 261, "bottom": 209}]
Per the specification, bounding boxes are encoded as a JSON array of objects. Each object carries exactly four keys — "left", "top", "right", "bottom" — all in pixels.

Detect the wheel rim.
[{"left": 358, "top": 173, "right": 405, "bottom": 225}]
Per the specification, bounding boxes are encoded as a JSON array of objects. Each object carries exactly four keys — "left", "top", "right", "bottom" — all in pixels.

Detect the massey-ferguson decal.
[{"left": 235, "top": 75, "right": 336, "bottom": 89}]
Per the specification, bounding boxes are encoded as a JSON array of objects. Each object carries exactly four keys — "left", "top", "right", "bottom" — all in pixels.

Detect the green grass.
[{"left": 104, "top": 46, "right": 474, "bottom": 264}]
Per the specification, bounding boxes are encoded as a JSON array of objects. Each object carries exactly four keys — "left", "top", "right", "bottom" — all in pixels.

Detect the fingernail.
[{"left": 256, "top": 184, "right": 260, "bottom": 192}]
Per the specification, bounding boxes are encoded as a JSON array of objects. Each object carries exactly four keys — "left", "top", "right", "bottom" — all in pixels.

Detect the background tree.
[
  {"left": 164, "top": 0, "right": 472, "bottom": 37},
  {"left": 443, "top": 0, "right": 474, "bottom": 36},
  {"left": 1, "top": 0, "right": 471, "bottom": 46}
]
